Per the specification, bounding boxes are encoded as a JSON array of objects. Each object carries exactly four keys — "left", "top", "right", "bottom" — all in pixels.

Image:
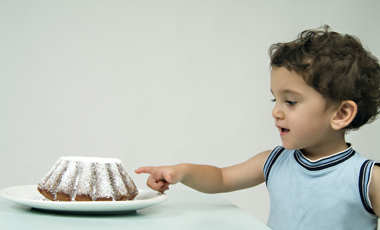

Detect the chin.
[{"left": 281, "top": 142, "right": 299, "bottom": 150}]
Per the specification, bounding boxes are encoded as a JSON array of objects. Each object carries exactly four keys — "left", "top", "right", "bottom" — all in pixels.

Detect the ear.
[{"left": 331, "top": 100, "right": 358, "bottom": 130}]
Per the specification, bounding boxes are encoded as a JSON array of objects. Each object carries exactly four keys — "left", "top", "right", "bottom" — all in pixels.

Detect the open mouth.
[{"left": 278, "top": 127, "right": 290, "bottom": 135}]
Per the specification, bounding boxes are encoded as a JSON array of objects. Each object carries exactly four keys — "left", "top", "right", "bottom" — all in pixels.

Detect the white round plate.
[{"left": 0, "top": 185, "right": 168, "bottom": 214}]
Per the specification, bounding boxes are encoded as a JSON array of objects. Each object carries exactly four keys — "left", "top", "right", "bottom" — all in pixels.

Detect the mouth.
[{"left": 277, "top": 126, "right": 290, "bottom": 136}]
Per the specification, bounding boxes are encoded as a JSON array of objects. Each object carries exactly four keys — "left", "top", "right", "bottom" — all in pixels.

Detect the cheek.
[
  {"left": 294, "top": 114, "right": 331, "bottom": 137},
  {"left": 289, "top": 115, "right": 322, "bottom": 136}
]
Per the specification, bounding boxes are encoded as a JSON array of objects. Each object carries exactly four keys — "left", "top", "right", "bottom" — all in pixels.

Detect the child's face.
[{"left": 270, "top": 67, "right": 338, "bottom": 153}]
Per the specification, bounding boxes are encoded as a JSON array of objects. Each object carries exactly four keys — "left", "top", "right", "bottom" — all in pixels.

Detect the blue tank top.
[{"left": 263, "top": 146, "right": 378, "bottom": 230}]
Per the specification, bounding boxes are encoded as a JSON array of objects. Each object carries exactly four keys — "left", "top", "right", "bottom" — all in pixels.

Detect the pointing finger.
[{"left": 135, "top": 166, "right": 153, "bottom": 174}]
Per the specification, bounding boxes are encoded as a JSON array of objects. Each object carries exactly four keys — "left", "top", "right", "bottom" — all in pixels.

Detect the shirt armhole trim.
[
  {"left": 263, "top": 146, "right": 285, "bottom": 185},
  {"left": 359, "top": 160, "right": 378, "bottom": 215}
]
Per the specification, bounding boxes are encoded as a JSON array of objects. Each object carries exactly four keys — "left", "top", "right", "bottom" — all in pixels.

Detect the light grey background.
[{"left": 1, "top": 0, "right": 379, "bottom": 224}]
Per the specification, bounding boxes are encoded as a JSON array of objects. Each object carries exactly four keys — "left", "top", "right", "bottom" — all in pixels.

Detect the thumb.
[
  {"left": 163, "top": 171, "right": 182, "bottom": 184},
  {"left": 164, "top": 173, "right": 173, "bottom": 183}
]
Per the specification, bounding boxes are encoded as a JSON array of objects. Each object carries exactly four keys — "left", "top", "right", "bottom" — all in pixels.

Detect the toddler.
[{"left": 136, "top": 25, "right": 380, "bottom": 230}]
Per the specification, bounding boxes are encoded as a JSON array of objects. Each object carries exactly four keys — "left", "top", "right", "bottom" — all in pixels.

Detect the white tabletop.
[{"left": 0, "top": 189, "right": 271, "bottom": 230}]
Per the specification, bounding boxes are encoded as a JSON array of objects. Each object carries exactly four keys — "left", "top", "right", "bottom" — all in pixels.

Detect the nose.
[{"left": 272, "top": 103, "right": 284, "bottom": 120}]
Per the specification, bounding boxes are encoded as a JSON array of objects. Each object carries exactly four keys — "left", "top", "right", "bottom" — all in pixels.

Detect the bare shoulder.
[
  {"left": 221, "top": 150, "right": 272, "bottom": 192},
  {"left": 246, "top": 150, "right": 272, "bottom": 165},
  {"left": 369, "top": 164, "right": 380, "bottom": 216}
]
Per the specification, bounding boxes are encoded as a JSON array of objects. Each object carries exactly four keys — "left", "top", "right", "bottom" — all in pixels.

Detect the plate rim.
[{"left": 0, "top": 184, "right": 168, "bottom": 213}]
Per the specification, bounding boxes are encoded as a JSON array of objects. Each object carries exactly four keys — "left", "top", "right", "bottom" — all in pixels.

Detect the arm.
[
  {"left": 135, "top": 150, "right": 271, "bottom": 193},
  {"left": 369, "top": 165, "right": 380, "bottom": 217}
]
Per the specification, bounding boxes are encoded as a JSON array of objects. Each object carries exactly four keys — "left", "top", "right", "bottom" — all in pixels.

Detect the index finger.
[{"left": 135, "top": 166, "right": 154, "bottom": 174}]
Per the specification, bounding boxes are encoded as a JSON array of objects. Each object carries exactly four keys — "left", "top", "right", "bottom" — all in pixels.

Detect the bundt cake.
[{"left": 37, "top": 156, "right": 138, "bottom": 201}]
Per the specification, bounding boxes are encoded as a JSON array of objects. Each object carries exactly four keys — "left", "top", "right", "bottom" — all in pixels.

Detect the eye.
[
  {"left": 285, "top": 100, "right": 297, "bottom": 106},
  {"left": 271, "top": 99, "right": 276, "bottom": 102}
]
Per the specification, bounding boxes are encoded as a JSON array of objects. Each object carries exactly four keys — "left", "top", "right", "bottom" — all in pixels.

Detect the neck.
[{"left": 300, "top": 137, "right": 349, "bottom": 161}]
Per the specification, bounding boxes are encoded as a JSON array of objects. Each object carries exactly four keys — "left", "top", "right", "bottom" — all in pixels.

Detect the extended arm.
[{"left": 135, "top": 150, "right": 271, "bottom": 193}]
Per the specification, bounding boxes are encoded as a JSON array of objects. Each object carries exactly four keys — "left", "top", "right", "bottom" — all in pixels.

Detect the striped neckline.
[{"left": 294, "top": 145, "right": 356, "bottom": 171}]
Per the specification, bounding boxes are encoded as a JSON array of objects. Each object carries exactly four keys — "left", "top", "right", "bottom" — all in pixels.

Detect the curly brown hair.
[{"left": 269, "top": 25, "right": 380, "bottom": 130}]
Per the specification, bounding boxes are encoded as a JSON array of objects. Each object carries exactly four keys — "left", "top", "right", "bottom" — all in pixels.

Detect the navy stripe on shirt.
[
  {"left": 359, "top": 160, "right": 378, "bottom": 215},
  {"left": 263, "top": 146, "right": 285, "bottom": 185},
  {"left": 294, "top": 148, "right": 356, "bottom": 171}
]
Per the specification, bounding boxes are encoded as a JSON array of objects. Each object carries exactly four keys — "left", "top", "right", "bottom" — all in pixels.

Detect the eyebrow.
[
  {"left": 283, "top": 89, "right": 303, "bottom": 96},
  {"left": 270, "top": 89, "right": 303, "bottom": 97}
]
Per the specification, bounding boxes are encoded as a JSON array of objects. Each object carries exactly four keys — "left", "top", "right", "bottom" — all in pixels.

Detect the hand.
[{"left": 135, "top": 165, "right": 183, "bottom": 192}]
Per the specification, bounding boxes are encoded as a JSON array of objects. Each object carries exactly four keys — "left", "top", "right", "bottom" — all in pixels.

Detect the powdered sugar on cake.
[
  {"left": 60, "top": 156, "right": 122, "bottom": 164},
  {"left": 37, "top": 156, "right": 138, "bottom": 202}
]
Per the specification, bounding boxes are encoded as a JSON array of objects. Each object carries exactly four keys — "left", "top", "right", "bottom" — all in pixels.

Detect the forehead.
[{"left": 270, "top": 67, "right": 309, "bottom": 94}]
